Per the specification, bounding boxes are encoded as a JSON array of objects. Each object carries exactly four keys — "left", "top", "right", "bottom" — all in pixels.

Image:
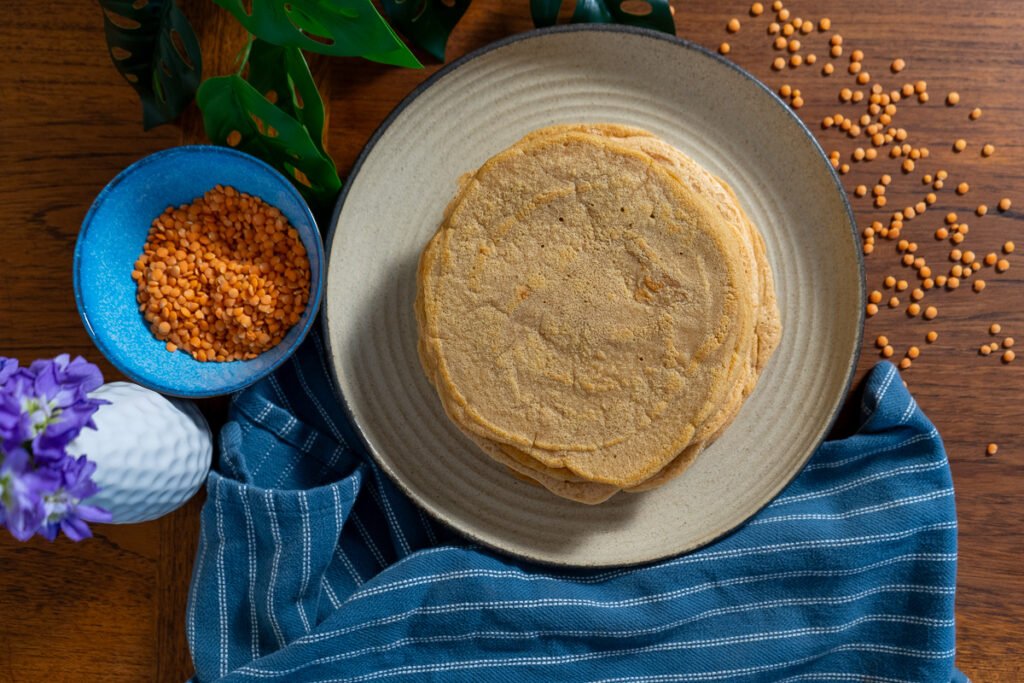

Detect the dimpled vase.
[{"left": 68, "top": 382, "right": 212, "bottom": 523}]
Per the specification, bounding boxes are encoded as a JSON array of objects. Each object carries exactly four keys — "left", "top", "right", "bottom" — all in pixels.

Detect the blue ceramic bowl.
[{"left": 74, "top": 146, "right": 324, "bottom": 398}]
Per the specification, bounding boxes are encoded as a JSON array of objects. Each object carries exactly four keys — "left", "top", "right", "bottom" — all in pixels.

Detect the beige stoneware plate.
[{"left": 324, "top": 26, "right": 863, "bottom": 567}]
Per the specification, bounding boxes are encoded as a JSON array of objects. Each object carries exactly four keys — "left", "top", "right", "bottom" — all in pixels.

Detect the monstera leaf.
[
  {"left": 381, "top": 0, "right": 472, "bottom": 62},
  {"left": 212, "top": 0, "right": 422, "bottom": 68},
  {"left": 244, "top": 40, "right": 328, "bottom": 155},
  {"left": 197, "top": 41, "right": 341, "bottom": 208},
  {"left": 99, "top": 0, "right": 202, "bottom": 129},
  {"left": 531, "top": 0, "right": 676, "bottom": 34}
]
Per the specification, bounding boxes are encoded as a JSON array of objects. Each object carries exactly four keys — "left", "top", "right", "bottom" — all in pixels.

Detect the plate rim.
[{"left": 323, "top": 24, "right": 865, "bottom": 567}]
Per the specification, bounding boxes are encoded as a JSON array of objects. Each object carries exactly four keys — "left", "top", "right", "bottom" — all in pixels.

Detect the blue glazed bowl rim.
[{"left": 73, "top": 144, "right": 325, "bottom": 398}]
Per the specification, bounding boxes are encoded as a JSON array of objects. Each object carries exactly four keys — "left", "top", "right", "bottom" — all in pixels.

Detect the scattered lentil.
[
  {"left": 990, "top": 323, "right": 1002, "bottom": 335},
  {"left": 823, "top": 63, "right": 834, "bottom": 75},
  {"left": 882, "top": 344, "right": 894, "bottom": 358},
  {"left": 819, "top": 17, "right": 831, "bottom": 31},
  {"left": 751, "top": 2, "right": 764, "bottom": 15},
  {"left": 996, "top": 259, "right": 1010, "bottom": 273},
  {"left": 973, "top": 280, "right": 986, "bottom": 292},
  {"left": 866, "top": 303, "right": 879, "bottom": 316},
  {"left": 998, "top": 198, "right": 1011, "bottom": 211},
  {"left": 1004, "top": 350, "right": 1016, "bottom": 363},
  {"left": 982, "top": 144, "right": 995, "bottom": 157},
  {"left": 1005, "top": 337, "right": 1016, "bottom": 348},
  {"left": 946, "top": 91, "right": 960, "bottom": 106},
  {"left": 970, "top": 107, "right": 982, "bottom": 120},
  {"left": 884, "top": 275, "right": 896, "bottom": 288},
  {"left": 719, "top": 42, "right": 731, "bottom": 55},
  {"left": 907, "top": 303, "right": 921, "bottom": 317},
  {"left": 986, "top": 443, "right": 999, "bottom": 456},
  {"left": 898, "top": 358, "right": 912, "bottom": 370},
  {"left": 953, "top": 139, "right": 967, "bottom": 152},
  {"left": 924, "top": 306, "right": 938, "bottom": 320},
  {"left": 889, "top": 296, "right": 900, "bottom": 308},
  {"left": 926, "top": 331, "right": 938, "bottom": 343},
  {"left": 980, "top": 345, "right": 992, "bottom": 356},
  {"left": 727, "top": 18, "right": 741, "bottom": 32},
  {"left": 1005, "top": 241, "right": 1016, "bottom": 254},
  {"left": 891, "top": 58, "right": 905, "bottom": 73}
]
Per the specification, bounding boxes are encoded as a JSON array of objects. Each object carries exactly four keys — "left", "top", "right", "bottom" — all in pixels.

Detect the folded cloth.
[{"left": 187, "top": 331, "right": 968, "bottom": 682}]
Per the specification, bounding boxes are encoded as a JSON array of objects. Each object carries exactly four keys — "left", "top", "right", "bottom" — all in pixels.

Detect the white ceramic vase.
[{"left": 67, "top": 382, "right": 212, "bottom": 524}]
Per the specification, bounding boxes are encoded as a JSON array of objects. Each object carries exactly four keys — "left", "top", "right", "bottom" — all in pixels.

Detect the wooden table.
[{"left": 1, "top": 1, "right": 1020, "bottom": 680}]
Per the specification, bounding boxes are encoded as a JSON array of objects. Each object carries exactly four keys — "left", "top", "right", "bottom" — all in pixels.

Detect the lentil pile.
[
  {"left": 721, "top": 2, "right": 1017, "bottom": 456},
  {"left": 132, "top": 185, "right": 311, "bottom": 362}
]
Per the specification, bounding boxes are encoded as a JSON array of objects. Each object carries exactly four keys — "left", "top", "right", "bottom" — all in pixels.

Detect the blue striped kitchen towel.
[{"left": 187, "top": 330, "right": 968, "bottom": 682}]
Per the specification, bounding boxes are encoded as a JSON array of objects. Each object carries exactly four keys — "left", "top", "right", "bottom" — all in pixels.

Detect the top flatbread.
[{"left": 417, "top": 129, "right": 759, "bottom": 487}]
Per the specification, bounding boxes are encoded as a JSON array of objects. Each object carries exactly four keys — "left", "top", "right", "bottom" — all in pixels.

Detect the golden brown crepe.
[{"left": 415, "top": 124, "right": 780, "bottom": 503}]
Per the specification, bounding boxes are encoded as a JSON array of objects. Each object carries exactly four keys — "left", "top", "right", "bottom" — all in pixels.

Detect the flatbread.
[{"left": 417, "top": 130, "right": 757, "bottom": 487}]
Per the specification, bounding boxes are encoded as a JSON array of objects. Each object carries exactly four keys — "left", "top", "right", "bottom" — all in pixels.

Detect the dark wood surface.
[{"left": 0, "top": 1, "right": 1020, "bottom": 680}]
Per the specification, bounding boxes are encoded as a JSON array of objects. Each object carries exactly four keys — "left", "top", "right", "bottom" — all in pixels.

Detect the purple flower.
[
  {"left": 0, "top": 389, "right": 30, "bottom": 452},
  {"left": 38, "top": 455, "right": 112, "bottom": 541},
  {"left": 30, "top": 354, "right": 104, "bottom": 412},
  {"left": 0, "top": 355, "right": 107, "bottom": 461},
  {"left": 0, "top": 357, "right": 19, "bottom": 385},
  {"left": 1, "top": 354, "right": 110, "bottom": 542},
  {"left": 0, "top": 446, "right": 57, "bottom": 541}
]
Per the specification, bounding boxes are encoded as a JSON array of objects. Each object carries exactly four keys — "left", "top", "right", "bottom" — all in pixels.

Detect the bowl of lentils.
[{"left": 74, "top": 145, "right": 324, "bottom": 397}]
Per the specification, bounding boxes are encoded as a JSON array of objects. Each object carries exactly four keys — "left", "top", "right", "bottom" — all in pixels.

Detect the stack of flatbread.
[{"left": 415, "top": 124, "right": 781, "bottom": 504}]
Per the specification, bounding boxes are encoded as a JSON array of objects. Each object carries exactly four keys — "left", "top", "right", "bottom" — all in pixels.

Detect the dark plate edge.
[{"left": 321, "top": 24, "right": 866, "bottom": 568}]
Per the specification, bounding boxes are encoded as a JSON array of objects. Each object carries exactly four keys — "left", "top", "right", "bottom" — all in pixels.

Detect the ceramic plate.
[{"left": 324, "top": 26, "right": 863, "bottom": 567}]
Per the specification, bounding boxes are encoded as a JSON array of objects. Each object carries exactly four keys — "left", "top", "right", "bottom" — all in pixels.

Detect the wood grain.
[{"left": 0, "top": 1, "right": 1020, "bottom": 680}]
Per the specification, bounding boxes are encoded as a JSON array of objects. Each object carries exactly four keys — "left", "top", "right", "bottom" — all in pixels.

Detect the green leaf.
[
  {"left": 572, "top": 0, "right": 614, "bottom": 23},
  {"left": 381, "top": 0, "right": 472, "bottom": 62},
  {"left": 197, "top": 73, "right": 342, "bottom": 209},
  {"left": 531, "top": 0, "right": 675, "bottom": 35},
  {"left": 99, "top": 0, "right": 203, "bottom": 130},
  {"left": 211, "top": 0, "right": 422, "bottom": 68},
  {"left": 244, "top": 40, "right": 328, "bottom": 155}
]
